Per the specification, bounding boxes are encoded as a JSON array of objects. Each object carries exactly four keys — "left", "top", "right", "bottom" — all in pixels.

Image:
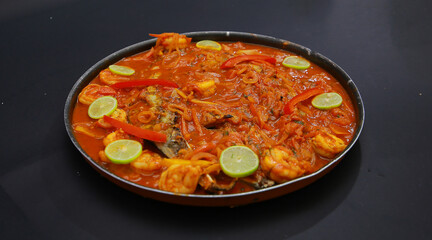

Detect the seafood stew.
[{"left": 71, "top": 32, "right": 358, "bottom": 196}]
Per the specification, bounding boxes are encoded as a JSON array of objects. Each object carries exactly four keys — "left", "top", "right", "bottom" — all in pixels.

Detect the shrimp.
[
  {"left": 99, "top": 69, "right": 130, "bottom": 85},
  {"left": 261, "top": 146, "right": 311, "bottom": 183},
  {"left": 158, "top": 164, "right": 202, "bottom": 194},
  {"left": 311, "top": 132, "right": 347, "bottom": 158},
  {"left": 98, "top": 150, "right": 110, "bottom": 163},
  {"left": 150, "top": 33, "right": 192, "bottom": 52},
  {"left": 78, "top": 84, "right": 116, "bottom": 105},
  {"left": 103, "top": 129, "right": 130, "bottom": 146},
  {"left": 97, "top": 109, "right": 127, "bottom": 128},
  {"left": 131, "top": 150, "right": 162, "bottom": 172}
]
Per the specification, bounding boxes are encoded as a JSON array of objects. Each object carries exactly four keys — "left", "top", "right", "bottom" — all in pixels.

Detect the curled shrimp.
[
  {"left": 98, "top": 150, "right": 110, "bottom": 163},
  {"left": 97, "top": 109, "right": 127, "bottom": 128},
  {"left": 131, "top": 150, "right": 162, "bottom": 172},
  {"left": 311, "top": 132, "right": 347, "bottom": 158},
  {"left": 78, "top": 84, "right": 116, "bottom": 105},
  {"left": 99, "top": 69, "right": 130, "bottom": 85},
  {"left": 261, "top": 146, "right": 311, "bottom": 183},
  {"left": 158, "top": 164, "right": 202, "bottom": 194},
  {"left": 150, "top": 33, "right": 192, "bottom": 52},
  {"left": 102, "top": 129, "right": 130, "bottom": 146},
  {"left": 97, "top": 108, "right": 127, "bottom": 128}
]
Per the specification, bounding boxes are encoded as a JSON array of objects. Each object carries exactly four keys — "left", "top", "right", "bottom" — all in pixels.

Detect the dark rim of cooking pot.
[{"left": 64, "top": 31, "right": 365, "bottom": 203}]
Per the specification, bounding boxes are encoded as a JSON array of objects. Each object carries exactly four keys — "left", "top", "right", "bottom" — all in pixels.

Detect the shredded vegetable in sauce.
[{"left": 72, "top": 33, "right": 357, "bottom": 194}]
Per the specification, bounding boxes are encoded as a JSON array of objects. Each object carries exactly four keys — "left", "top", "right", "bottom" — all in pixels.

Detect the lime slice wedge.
[
  {"left": 196, "top": 40, "right": 222, "bottom": 51},
  {"left": 109, "top": 65, "right": 135, "bottom": 76},
  {"left": 282, "top": 56, "right": 310, "bottom": 70},
  {"left": 105, "top": 139, "right": 142, "bottom": 164},
  {"left": 219, "top": 146, "right": 259, "bottom": 178},
  {"left": 88, "top": 96, "right": 118, "bottom": 119},
  {"left": 312, "top": 92, "right": 343, "bottom": 110}
]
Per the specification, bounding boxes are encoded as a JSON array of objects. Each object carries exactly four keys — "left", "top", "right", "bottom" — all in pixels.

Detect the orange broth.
[{"left": 72, "top": 34, "right": 356, "bottom": 195}]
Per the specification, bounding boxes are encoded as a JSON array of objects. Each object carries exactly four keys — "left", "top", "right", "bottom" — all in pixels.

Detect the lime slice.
[
  {"left": 312, "top": 92, "right": 343, "bottom": 110},
  {"left": 109, "top": 65, "right": 135, "bottom": 76},
  {"left": 88, "top": 96, "right": 118, "bottom": 119},
  {"left": 282, "top": 56, "right": 310, "bottom": 70},
  {"left": 196, "top": 40, "right": 222, "bottom": 51},
  {"left": 105, "top": 139, "right": 142, "bottom": 164},
  {"left": 219, "top": 146, "right": 259, "bottom": 178}
]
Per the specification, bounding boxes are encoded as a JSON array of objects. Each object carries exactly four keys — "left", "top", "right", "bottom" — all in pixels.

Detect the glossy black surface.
[{"left": 1, "top": 0, "right": 431, "bottom": 239}]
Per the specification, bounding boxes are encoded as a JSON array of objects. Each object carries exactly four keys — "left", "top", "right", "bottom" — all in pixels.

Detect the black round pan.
[{"left": 64, "top": 31, "right": 365, "bottom": 207}]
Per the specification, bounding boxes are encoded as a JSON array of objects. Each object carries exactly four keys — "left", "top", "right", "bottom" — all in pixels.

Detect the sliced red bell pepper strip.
[
  {"left": 103, "top": 116, "right": 167, "bottom": 143},
  {"left": 283, "top": 88, "right": 325, "bottom": 115},
  {"left": 110, "top": 79, "right": 179, "bottom": 89},
  {"left": 221, "top": 55, "right": 276, "bottom": 69}
]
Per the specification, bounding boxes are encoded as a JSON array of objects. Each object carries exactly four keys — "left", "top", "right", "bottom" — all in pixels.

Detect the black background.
[{"left": 1, "top": 0, "right": 431, "bottom": 239}]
